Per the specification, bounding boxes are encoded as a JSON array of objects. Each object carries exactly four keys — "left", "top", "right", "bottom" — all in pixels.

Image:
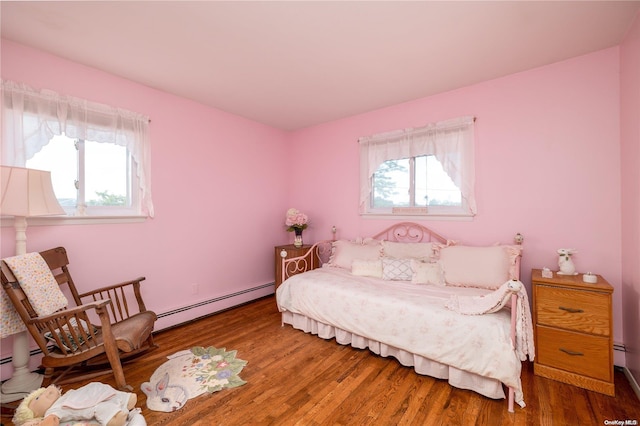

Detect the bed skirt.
[{"left": 281, "top": 311, "right": 506, "bottom": 400}]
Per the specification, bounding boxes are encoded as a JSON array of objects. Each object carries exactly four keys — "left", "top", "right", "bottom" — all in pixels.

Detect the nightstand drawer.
[
  {"left": 535, "top": 285, "right": 610, "bottom": 335},
  {"left": 537, "top": 326, "right": 611, "bottom": 381}
]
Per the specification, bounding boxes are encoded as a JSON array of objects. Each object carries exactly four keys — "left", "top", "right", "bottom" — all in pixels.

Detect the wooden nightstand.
[
  {"left": 274, "top": 244, "right": 312, "bottom": 290},
  {"left": 531, "top": 269, "right": 614, "bottom": 396}
]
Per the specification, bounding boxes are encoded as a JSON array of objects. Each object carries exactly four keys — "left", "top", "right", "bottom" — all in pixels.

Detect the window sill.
[
  {"left": 361, "top": 213, "right": 474, "bottom": 222},
  {"left": 1, "top": 215, "right": 147, "bottom": 227}
]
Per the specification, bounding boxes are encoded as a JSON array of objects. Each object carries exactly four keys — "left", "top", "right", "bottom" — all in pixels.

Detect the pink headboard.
[
  {"left": 281, "top": 222, "right": 523, "bottom": 282},
  {"left": 371, "top": 222, "right": 447, "bottom": 244}
]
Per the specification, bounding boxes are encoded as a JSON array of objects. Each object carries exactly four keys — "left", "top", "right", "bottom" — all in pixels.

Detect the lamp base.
[
  {"left": 0, "top": 371, "right": 43, "bottom": 402},
  {"left": 0, "top": 331, "right": 44, "bottom": 403}
]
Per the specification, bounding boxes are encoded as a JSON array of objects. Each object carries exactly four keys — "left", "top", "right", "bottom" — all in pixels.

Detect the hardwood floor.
[{"left": 3, "top": 295, "right": 639, "bottom": 425}]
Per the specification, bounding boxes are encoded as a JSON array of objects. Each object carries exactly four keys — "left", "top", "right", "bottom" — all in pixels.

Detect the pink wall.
[
  {"left": 0, "top": 40, "right": 292, "bottom": 378},
  {"left": 1, "top": 31, "right": 636, "bottom": 381},
  {"left": 620, "top": 11, "right": 640, "bottom": 388},
  {"left": 289, "top": 48, "right": 626, "bottom": 361}
]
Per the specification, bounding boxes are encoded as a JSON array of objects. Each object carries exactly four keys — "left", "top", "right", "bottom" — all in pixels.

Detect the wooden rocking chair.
[{"left": 0, "top": 247, "right": 157, "bottom": 391}]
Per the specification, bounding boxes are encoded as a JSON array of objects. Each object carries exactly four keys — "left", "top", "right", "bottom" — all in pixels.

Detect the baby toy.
[
  {"left": 557, "top": 248, "right": 577, "bottom": 275},
  {"left": 13, "top": 383, "right": 146, "bottom": 426}
]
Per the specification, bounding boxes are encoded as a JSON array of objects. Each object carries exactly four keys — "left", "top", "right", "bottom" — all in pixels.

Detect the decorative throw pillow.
[
  {"left": 411, "top": 260, "right": 445, "bottom": 285},
  {"left": 44, "top": 317, "right": 97, "bottom": 351},
  {"left": 382, "top": 257, "right": 412, "bottom": 281},
  {"left": 438, "top": 245, "right": 522, "bottom": 289},
  {"left": 328, "top": 239, "right": 382, "bottom": 270},
  {"left": 351, "top": 259, "right": 383, "bottom": 278},
  {"left": 382, "top": 241, "right": 434, "bottom": 260}
]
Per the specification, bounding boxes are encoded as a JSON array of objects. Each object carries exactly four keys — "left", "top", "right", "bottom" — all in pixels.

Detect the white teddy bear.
[{"left": 557, "top": 248, "right": 577, "bottom": 275}]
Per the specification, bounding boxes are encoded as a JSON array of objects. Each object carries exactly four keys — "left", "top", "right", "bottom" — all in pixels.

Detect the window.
[
  {"left": 359, "top": 116, "right": 476, "bottom": 218},
  {"left": 372, "top": 155, "right": 462, "bottom": 209},
  {"left": 26, "top": 135, "right": 138, "bottom": 216},
  {"left": 1, "top": 80, "right": 153, "bottom": 218}
]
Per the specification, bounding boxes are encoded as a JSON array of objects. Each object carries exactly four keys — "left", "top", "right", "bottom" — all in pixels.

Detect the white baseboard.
[
  {"left": 622, "top": 366, "right": 640, "bottom": 401},
  {"left": 154, "top": 283, "right": 274, "bottom": 332}
]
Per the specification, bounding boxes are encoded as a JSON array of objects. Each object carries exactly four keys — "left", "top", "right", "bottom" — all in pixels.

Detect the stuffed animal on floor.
[{"left": 12, "top": 383, "right": 146, "bottom": 426}]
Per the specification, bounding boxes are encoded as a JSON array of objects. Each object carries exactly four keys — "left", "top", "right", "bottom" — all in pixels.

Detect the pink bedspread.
[{"left": 276, "top": 267, "right": 529, "bottom": 406}]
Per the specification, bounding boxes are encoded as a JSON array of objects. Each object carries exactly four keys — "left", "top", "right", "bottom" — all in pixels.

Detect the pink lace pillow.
[
  {"left": 328, "top": 239, "right": 382, "bottom": 270},
  {"left": 438, "top": 245, "right": 522, "bottom": 289}
]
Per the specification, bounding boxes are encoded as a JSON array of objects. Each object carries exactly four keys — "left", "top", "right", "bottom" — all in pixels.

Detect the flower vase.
[{"left": 294, "top": 228, "right": 303, "bottom": 248}]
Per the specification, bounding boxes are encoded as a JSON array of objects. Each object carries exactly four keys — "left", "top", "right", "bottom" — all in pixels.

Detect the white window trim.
[
  {"left": 359, "top": 116, "right": 476, "bottom": 219},
  {"left": 362, "top": 213, "right": 474, "bottom": 222},
  {"left": 1, "top": 215, "right": 146, "bottom": 228},
  {"left": 1, "top": 80, "right": 154, "bottom": 218}
]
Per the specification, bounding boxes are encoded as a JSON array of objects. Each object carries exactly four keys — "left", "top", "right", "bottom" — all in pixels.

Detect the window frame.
[
  {"left": 25, "top": 135, "right": 141, "bottom": 217},
  {"left": 368, "top": 155, "right": 469, "bottom": 217},
  {"left": 1, "top": 80, "right": 153, "bottom": 221},
  {"left": 75, "top": 137, "right": 140, "bottom": 217},
  {"left": 359, "top": 116, "right": 476, "bottom": 220}
]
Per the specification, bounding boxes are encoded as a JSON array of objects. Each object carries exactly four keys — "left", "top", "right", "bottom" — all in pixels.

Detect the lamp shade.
[{"left": 1, "top": 166, "right": 65, "bottom": 217}]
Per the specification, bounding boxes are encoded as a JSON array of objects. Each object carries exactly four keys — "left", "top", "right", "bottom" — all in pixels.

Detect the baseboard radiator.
[
  {"left": 1, "top": 283, "right": 274, "bottom": 367},
  {"left": 154, "top": 282, "right": 274, "bottom": 331}
]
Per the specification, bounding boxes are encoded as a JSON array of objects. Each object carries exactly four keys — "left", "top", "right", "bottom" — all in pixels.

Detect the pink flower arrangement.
[{"left": 285, "top": 208, "right": 308, "bottom": 232}]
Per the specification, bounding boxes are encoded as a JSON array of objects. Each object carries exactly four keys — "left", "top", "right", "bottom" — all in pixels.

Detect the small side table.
[
  {"left": 531, "top": 268, "right": 614, "bottom": 396},
  {"left": 274, "top": 244, "right": 312, "bottom": 290}
]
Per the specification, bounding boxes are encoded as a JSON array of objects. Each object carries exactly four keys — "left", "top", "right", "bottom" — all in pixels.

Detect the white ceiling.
[{"left": 2, "top": 1, "right": 639, "bottom": 130}]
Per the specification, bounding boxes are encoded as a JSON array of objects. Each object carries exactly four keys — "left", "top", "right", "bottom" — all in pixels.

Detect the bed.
[{"left": 275, "top": 222, "right": 534, "bottom": 412}]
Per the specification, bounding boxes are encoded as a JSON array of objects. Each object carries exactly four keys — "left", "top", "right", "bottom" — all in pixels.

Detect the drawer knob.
[
  {"left": 559, "top": 306, "right": 584, "bottom": 313},
  {"left": 560, "top": 348, "right": 584, "bottom": 356}
]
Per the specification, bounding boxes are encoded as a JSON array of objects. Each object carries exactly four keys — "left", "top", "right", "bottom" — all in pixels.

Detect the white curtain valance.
[
  {"left": 359, "top": 116, "right": 476, "bottom": 215},
  {"left": 1, "top": 80, "right": 154, "bottom": 217}
]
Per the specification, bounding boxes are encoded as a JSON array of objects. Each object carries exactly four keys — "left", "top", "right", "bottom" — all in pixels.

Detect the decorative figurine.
[{"left": 557, "top": 248, "right": 577, "bottom": 275}]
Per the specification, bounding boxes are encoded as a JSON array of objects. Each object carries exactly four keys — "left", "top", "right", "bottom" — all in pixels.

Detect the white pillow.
[
  {"left": 411, "top": 260, "right": 445, "bottom": 285},
  {"left": 382, "top": 241, "right": 434, "bottom": 260},
  {"left": 438, "top": 245, "right": 522, "bottom": 289},
  {"left": 328, "top": 239, "right": 382, "bottom": 270},
  {"left": 351, "top": 259, "right": 383, "bottom": 278},
  {"left": 382, "top": 257, "right": 412, "bottom": 281}
]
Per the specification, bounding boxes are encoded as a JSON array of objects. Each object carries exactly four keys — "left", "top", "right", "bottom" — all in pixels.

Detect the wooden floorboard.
[{"left": 3, "top": 295, "right": 639, "bottom": 425}]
